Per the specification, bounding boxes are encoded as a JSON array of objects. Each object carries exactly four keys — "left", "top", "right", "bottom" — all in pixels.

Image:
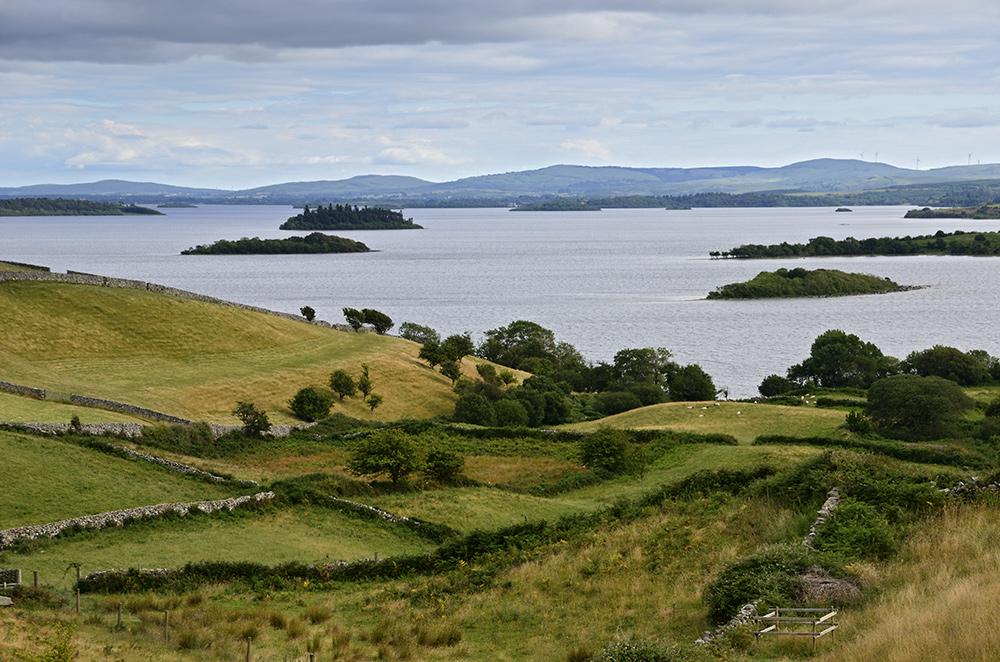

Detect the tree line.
[
  {"left": 712, "top": 230, "right": 1000, "bottom": 259},
  {"left": 0, "top": 197, "right": 163, "bottom": 216}
]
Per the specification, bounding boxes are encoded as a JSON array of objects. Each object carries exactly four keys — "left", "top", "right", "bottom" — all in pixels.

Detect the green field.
[
  {"left": 0, "top": 391, "right": 147, "bottom": 423},
  {"left": 0, "top": 280, "right": 467, "bottom": 423}
]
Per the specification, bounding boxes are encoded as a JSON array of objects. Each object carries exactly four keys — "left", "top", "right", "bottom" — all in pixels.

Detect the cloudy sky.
[{"left": 2, "top": 0, "right": 999, "bottom": 188}]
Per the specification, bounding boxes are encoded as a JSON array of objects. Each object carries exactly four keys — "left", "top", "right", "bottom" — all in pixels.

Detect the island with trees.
[
  {"left": 510, "top": 200, "right": 602, "bottom": 211},
  {"left": 904, "top": 204, "right": 1000, "bottom": 219},
  {"left": 279, "top": 204, "right": 422, "bottom": 231},
  {"left": 706, "top": 268, "right": 908, "bottom": 299},
  {"left": 712, "top": 229, "right": 1000, "bottom": 258},
  {"left": 0, "top": 197, "right": 163, "bottom": 216},
  {"left": 181, "top": 232, "right": 370, "bottom": 255}
]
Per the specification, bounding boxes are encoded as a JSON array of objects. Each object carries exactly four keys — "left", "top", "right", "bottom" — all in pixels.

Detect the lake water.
[{"left": 3, "top": 205, "right": 999, "bottom": 398}]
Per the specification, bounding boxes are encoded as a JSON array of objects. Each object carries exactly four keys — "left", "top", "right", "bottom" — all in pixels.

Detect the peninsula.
[
  {"left": 181, "top": 232, "right": 370, "bottom": 255},
  {"left": 707, "top": 268, "right": 905, "bottom": 299},
  {"left": 712, "top": 229, "right": 1000, "bottom": 258},
  {"left": 0, "top": 198, "right": 163, "bottom": 216},
  {"left": 279, "top": 204, "right": 422, "bottom": 230},
  {"left": 904, "top": 204, "right": 1000, "bottom": 219}
]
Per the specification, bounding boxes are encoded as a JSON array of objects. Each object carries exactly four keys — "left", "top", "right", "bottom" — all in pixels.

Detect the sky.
[{"left": 2, "top": 1, "right": 1000, "bottom": 189}]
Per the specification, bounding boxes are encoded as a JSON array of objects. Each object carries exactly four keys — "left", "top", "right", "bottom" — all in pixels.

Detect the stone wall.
[
  {"left": 0, "top": 492, "right": 276, "bottom": 549},
  {"left": 0, "top": 380, "right": 45, "bottom": 399},
  {"left": 68, "top": 395, "right": 192, "bottom": 425}
]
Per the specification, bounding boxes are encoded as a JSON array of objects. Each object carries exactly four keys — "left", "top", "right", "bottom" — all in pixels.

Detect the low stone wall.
[
  {"left": 0, "top": 380, "right": 45, "bottom": 399},
  {"left": 0, "top": 492, "right": 276, "bottom": 549},
  {"left": 0, "top": 260, "right": 50, "bottom": 271},
  {"left": 12, "top": 422, "right": 146, "bottom": 437},
  {"left": 68, "top": 395, "right": 192, "bottom": 425}
]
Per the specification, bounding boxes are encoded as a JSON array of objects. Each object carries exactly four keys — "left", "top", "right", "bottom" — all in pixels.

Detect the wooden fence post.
[
  {"left": 117, "top": 603, "right": 123, "bottom": 629},
  {"left": 163, "top": 610, "right": 169, "bottom": 641},
  {"left": 33, "top": 570, "right": 38, "bottom": 588},
  {"left": 245, "top": 637, "right": 251, "bottom": 662}
]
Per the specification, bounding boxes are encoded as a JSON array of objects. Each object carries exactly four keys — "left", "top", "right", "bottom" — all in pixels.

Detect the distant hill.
[{"left": 6, "top": 159, "right": 1000, "bottom": 205}]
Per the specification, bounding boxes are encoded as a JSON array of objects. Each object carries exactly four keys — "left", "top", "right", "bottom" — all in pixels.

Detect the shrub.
[
  {"left": 288, "top": 386, "right": 334, "bottom": 422},
  {"left": 348, "top": 429, "right": 423, "bottom": 484},
  {"left": 494, "top": 399, "right": 530, "bottom": 427},
  {"left": 758, "top": 374, "right": 793, "bottom": 397},
  {"left": 302, "top": 604, "right": 332, "bottom": 624},
  {"left": 232, "top": 401, "right": 270, "bottom": 437},
  {"left": 845, "top": 410, "right": 873, "bottom": 434},
  {"left": 329, "top": 369, "right": 357, "bottom": 400},
  {"left": 702, "top": 544, "right": 814, "bottom": 624},
  {"left": 865, "top": 374, "right": 975, "bottom": 438},
  {"left": 591, "top": 636, "right": 706, "bottom": 662},
  {"left": 595, "top": 390, "right": 643, "bottom": 415},
  {"left": 423, "top": 450, "right": 465, "bottom": 484},
  {"left": 811, "top": 499, "right": 897, "bottom": 560},
  {"left": 453, "top": 392, "right": 496, "bottom": 426},
  {"left": 580, "top": 427, "right": 630, "bottom": 474}
]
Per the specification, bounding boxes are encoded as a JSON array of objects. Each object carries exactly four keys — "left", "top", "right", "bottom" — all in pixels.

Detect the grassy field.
[
  {"left": 0, "top": 430, "right": 239, "bottom": 527},
  {"left": 0, "top": 391, "right": 147, "bottom": 423},
  {"left": 568, "top": 400, "right": 847, "bottom": 442},
  {"left": 0, "top": 280, "right": 469, "bottom": 423}
]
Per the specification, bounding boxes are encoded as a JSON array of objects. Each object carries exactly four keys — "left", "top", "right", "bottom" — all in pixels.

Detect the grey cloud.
[{"left": 927, "top": 108, "right": 1000, "bottom": 128}]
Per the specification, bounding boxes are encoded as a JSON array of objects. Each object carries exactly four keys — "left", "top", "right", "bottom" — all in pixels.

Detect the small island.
[
  {"left": 904, "top": 204, "right": 1000, "bottom": 219},
  {"left": 707, "top": 268, "right": 907, "bottom": 299},
  {"left": 157, "top": 202, "right": 198, "bottom": 208},
  {"left": 0, "top": 198, "right": 163, "bottom": 216},
  {"left": 510, "top": 200, "right": 602, "bottom": 211},
  {"left": 712, "top": 229, "right": 1000, "bottom": 258},
  {"left": 181, "top": 232, "right": 370, "bottom": 255},
  {"left": 279, "top": 204, "right": 422, "bottom": 231}
]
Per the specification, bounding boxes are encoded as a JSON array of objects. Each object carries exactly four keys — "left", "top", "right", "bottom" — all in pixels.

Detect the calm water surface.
[{"left": 3, "top": 205, "right": 999, "bottom": 398}]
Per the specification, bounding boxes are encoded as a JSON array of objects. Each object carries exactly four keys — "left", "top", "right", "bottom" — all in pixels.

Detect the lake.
[{"left": 3, "top": 205, "right": 999, "bottom": 398}]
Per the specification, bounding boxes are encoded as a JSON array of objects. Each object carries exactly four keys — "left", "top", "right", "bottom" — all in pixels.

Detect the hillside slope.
[{"left": 0, "top": 280, "right": 464, "bottom": 424}]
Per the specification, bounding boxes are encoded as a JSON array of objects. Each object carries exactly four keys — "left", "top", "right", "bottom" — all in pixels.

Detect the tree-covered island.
[
  {"left": 510, "top": 199, "right": 602, "bottom": 211},
  {"left": 707, "top": 268, "right": 908, "bottom": 299},
  {"left": 181, "top": 232, "right": 370, "bottom": 255},
  {"left": 279, "top": 204, "right": 422, "bottom": 230},
  {"left": 712, "top": 229, "right": 1000, "bottom": 258},
  {"left": 904, "top": 204, "right": 1000, "bottom": 219},
  {"left": 0, "top": 197, "right": 163, "bottom": 216}
]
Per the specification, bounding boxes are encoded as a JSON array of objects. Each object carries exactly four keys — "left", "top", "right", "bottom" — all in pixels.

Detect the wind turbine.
[
  {"left": 874, "top": 151, "right": 879, "bottom": 163},
  {"left": 860, "top": 151, "right": 865, "bottom": 161}
]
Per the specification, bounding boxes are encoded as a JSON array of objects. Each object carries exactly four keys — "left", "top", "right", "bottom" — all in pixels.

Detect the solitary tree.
[
  {"left": 300, "top": 306, "right": 316, "bottom": 322},
  {"left": 358, "top": 364, "right": 374, "bottom": 398},
  {"left": 348, "top": 429, "right": 421, "bottom": 484},
  {"left": 232, "top": 401, "right": 270, "bottom": 437},
  {"left": 580, "top": 427, "right": 630, "bottom": 474},
  {"left": 441, "top": 333, "right": 475, "bottom": 362},
  {"left": 439, "top": 360, "right": 463, "bottom": 384},
  {"left": 669, "top": 363, "right": 717, "bottom": 401},
  {"left": 367, "top": 393, "right": 383, "bottom": 414},
  {"left": 399, "top": 322, "right": 439, "bottom": 344},
  {"left": 787, "top": 329, "right": 896, "bottom": 389},
  {"left": 329, "top": 369, "right": 357, "bottom": 400},
  {"left": 288, "top": 386, "right": 334, "bottom": 422},
  {"left": 865, "top": 374, "right": 975, "bottom": 438},
  {"left": 423, "top": 449, "right": 465, "bottom": 484}
]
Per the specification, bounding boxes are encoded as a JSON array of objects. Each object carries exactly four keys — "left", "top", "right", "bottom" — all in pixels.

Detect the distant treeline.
[
  {"left": 0, "top": 198, "right": 163, "bottom": 216},
  {"left": 904, "top": 204, "right": 1000, "bottom": 219},
  {"left": 707, "top": 268, "right": 902, "bottom": 299},
  {"left": 280, "top": 204, "right": 422, "bottom": 230},
  {"left": 181, "top": 232, "right": 370, "bottom": 255},
  {"left": 712, "top": 229, "right": 1000, "bottom": 259},
  {"left": 511, "top": 200, "right": 602, "bottom": 211}
]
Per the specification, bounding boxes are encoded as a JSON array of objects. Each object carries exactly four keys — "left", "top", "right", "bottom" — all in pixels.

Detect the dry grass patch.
[
  {"left": 463, "top": 455, "right": 583, "bottom": 487},
  {"left": 567, "top": 400, "right": 846, "bottom": 443},
  {"left": 819, "top": 504, "right": 1000, "bottom": 662}
]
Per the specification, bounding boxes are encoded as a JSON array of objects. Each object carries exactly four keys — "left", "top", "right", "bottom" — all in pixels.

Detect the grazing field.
[
  {"left": 0, "top": 280, "right": 468, "bottom": 423},
  {"left": 0, "top": 430, "right": 239, "bottom": 527},
  {"left": 568, "top": 400, "right": 847, "bottom": 442},
  {"left": 0, "top": 391, "right": 147, "bottom": 423}
]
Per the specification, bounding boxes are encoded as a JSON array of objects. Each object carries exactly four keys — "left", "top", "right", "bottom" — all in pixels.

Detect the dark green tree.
[
  {"left": 362, "top": 308, "right": 393, "bottom": 335},
  {"left": 494, "top": 398, "right": 530, "bottom": 427},
  {"left": 418, "top": 339, "right": 446, "bottom": 368},
  {"left": 669, "top": 364, "right": 717, "bottom": 402},
  {"left": 367, "top": 393, "right": 383, "bottom": 414},
  {"left": 399, "top": 322, "right": 440, "bottom": 344},
  {"left": 441, "top": 333, "right": 475, "bottom": 362},
  {"left": 439, "top": 360, "right": 463, "bottom": 384},
  {"left": 478, "top": 320, "right": 557, "bottom": 369},
  {"left": 288, "top": 386, "right": 334, "bottom": 422},
  {"left": 348, "top": 430, "right": 421, "bottom": 484},
  {"left": 300, "top": 306, "right": 316, "bottom": 322},
  {"left": 342, "top": 307, "right": 365, "bottom": 331},
  {"left": 787, "top": 329, "right": 896, "bottom": 389},
  {"left": 453, "top": 392, "right": 496, "bottom": 426},
  {"left": 758, "top": 374, "right": 794, "bottom": 397},
  {"left": 902, "top": 345, "right": 992, "bottom": 386},
  {"left": 865, "top": 374, "right": 975, "bottom": 438},
  {"left": 329, "top": 369, "right": 357, "bottom": 400},
  {"left": 232, "top": 401, "right": 270, "bottom": 437}
]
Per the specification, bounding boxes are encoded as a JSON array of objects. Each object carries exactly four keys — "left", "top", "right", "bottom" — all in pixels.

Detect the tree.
[
  {"left": 367, "top": 393, "right": 383, "bottom": 414},
  {"left": 865, "top": 374, "right": 975, "bottom": 438},
  {"left": 494, "top": 398, "right": 530, "bottom": 427},
  {"left": 399, "top": 322, "right": 440, "bottom": 344},
  {"left": 232, "top": 401, "right": 270, "bottom": 437},
  {"left": 300, "top": 305, "right": 316, "bottom": 322},
  {"left": 478, "top": 320, "right": 558, "bottom": 369},
  {"left": 288, "top": 386, "right": 334, "bottom": 422},
  {"left": 453, "top": 392, "right": 496, "bottom": 426},
  {"left": 362, "top": 308, "right": 393, "bottom": 335},
  {"left": 902, "top": 345, "right": 991, "bottom": 386},
  {"left": 787, "top": 329, "right": 896, "bottom": 389},
  {"left": 358, "top": 364, "right": 373, "bottom": 398},
  {"left": 758, "top": 374, "right": 794, "bottom": 397},
  {"left": 669, "top": 363, "right": 717, "bottom": 401},
  {"left": 423, "top": 449, "right": 465, "bottom": 484},
  {"left": 580, "top": 427, "right": 630, "bottom": 474},
  {"left": 418, "top": 339, "right": 446, "bottom": 367},
  {"left": 329, "top": 369, "right": 357, "bottom": 400},
  {"left": 608, "top": 347, "right": 678, "bottom": 392},
  {"left": 342, "top": 307, "right": 365, "bottom": 331},
  {"left": 439, "top": 360, "right": 463, "bottom": 384},
  {"left": 441, "top": 333, "right": 475, "bottom": 362},
  {"left": 348, "top": 429, "right": 422, "bottom": 484}
]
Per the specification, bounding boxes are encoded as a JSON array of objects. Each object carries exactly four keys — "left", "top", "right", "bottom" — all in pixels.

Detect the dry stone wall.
[
  {"left": 0, "top": 492, "right": 275, "bottom": 549},
  {"left": 0, "top": 380, "right": 45, "bottom": 399}
]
